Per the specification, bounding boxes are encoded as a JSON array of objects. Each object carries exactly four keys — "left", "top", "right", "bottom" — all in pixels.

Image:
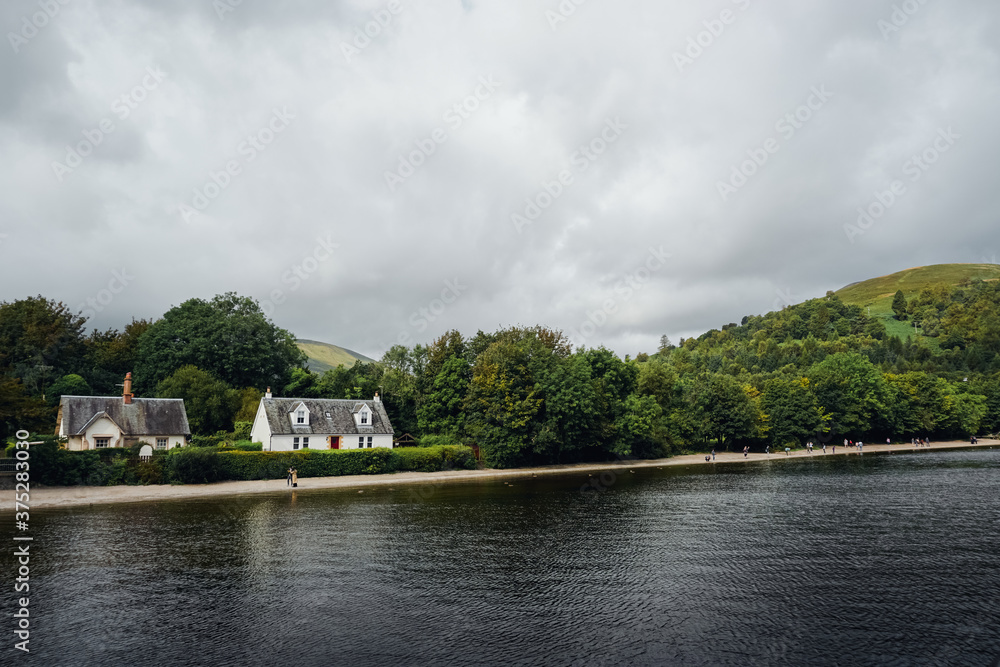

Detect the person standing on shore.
[
  {"left": 711, "top": 449, "right": 716, "bottom": 461},
  {"left": 291, "top": 468, "right": 298, "bottom": 487},
  {"left": 858, "top": 441, "right": 863, "bottom": 454},
  {"left": 287, "top": 467, "right": 293, "bottom": 486},
  {"left": 822, "top": 442, "right": 827, "bottom": 454},
  {"left": 743, "top": 445, "right": 749, "bottom": 458}
]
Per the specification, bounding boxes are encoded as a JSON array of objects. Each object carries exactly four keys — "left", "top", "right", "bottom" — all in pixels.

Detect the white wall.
[
  {"left": 250, "top": 401, "right": 271, "bottom": 449},
  {"left": 267, "top": 433, "right": 392, "bottom": 452},
  {"left": 78, "top": 416, "right": 122, "bottom": 451}
]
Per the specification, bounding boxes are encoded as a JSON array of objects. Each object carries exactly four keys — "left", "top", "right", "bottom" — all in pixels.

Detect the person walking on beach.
[
  {"left": 743, "top": 445, "right": 749, "bottom": 458},
  {"left": 711, "top": 449, "right": 716, "bottom": 461},
  {"left": 287, "top": 467, "right": 294, "bottom": 486},
  {"left": 291, "top": 468, "right": 298, "bottom": 487},
  {"left": 858, "top": 441, "right": 863, "bottom": 454},
  {"left": 765, "top": 445, "right": 770, "bottom": 456},
  {"left": 822, "top": 442, "right": 827, "bottom": 454}
]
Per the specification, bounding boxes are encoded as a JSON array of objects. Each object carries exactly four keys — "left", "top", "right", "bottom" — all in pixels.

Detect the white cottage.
[
  {"left": 56, "top": 373, "right": 191, "bottom": 451},
  {"left": 250, "top": 390, "right": 395, "bottom": 451}
]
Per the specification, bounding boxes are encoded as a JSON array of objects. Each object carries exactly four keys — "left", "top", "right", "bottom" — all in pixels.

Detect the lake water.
[{"left": 6, "top": 449, "right": 1000, "bottom": 666}]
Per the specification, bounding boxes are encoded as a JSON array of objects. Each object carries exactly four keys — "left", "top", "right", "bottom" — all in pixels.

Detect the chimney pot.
[
  {"left": 123, "top": 372, "right": 133, "bottom": 405},
  {"left": 265, "top": 387, "right": 272, "bottom": 399}
]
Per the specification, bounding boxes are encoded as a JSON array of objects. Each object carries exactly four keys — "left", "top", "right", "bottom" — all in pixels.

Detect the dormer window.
[
  {"left": 361, "top": 411, "right": 368, "bottom": 425},
  {"left": 290, "top": 402, "right": 310, "bottom": 426}
]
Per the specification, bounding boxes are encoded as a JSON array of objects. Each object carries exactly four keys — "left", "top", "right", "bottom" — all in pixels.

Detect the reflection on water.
[{"left": 5, "top": 449, "right": 1000, "bottom": 666}]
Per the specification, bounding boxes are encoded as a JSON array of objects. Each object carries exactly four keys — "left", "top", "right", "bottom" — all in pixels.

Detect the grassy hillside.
[
  {"left": 296, "top": 339, "right": 375, "bottom": 373},
  {"left": 835, "top": 263, "right": 1000, "bottom": 341}
]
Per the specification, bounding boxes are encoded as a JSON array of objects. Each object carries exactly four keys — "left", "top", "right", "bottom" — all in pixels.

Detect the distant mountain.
[
  {"left": 296, "top": 339, "right": 375, "bottom": 373},
  {"left": 835, "top": 263, "right": 1000, "bottom": 339}
]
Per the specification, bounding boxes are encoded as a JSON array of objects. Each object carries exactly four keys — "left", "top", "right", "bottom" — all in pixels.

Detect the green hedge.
[
  {"left": 214, "top": 448, "right": 397, "bottom": 482},
  {"left": 394, "top": 445, "right": 476, "bottom": 472},
  {"left": 23, "top": 442, "right": 478, "bottom": 486}
]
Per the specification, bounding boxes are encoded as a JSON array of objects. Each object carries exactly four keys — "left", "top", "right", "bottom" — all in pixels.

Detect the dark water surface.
[{"left": 5, "top": 449, "right": 1000, "bottom": 666}]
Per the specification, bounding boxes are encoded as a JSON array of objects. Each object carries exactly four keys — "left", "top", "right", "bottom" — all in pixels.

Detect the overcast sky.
[{"left": 2, "top": 0, "right": 998, "bottom": 360}]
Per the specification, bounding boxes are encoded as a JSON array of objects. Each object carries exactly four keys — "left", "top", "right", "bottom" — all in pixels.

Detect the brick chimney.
[{"left": 123, "top": 372, "right": 133, "bottom": 405}]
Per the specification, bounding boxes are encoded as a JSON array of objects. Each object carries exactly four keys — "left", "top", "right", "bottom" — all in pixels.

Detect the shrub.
[
  {"left": 166, "top": 448, "right": 226, "bottom": 484},
  {"left": 394, "top": 445, "right": 477, "bottom": 472},
  {"left": 234, "top": 421, "right": 252, "bottom": 440},
  {"left": 134, "top": 458, "right": 165, "bottom": 485},
  {"left": 418, "top": 433, "right": 463, "bottom": 447},
  {"left": 231, "top": 440, "right": 262, "bottom": 452}
]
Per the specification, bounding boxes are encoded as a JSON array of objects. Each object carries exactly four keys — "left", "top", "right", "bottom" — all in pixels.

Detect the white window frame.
[
  {"left": 367, "top": 436, "right": 373, "bottom": 448},
  {"left": 94, "top": 436, "right": 110, "bottom": 449},
  {"left": 156, "top": 437, "right": 168, "bottom": 450},
  {"left": 296, "top": 409, "right": 306, "bottom": 425},
  {"left": 361, "top": 411, "right": 368, "bottom": 425},
  {"left": 303, "top": 437, "right": 309, "bottom": 449},
  {"left": 293, "top": 437, "right": 300, "bottom": 450},
  {"left": 358, "top": 436, "right": 364, "bottom": 449}
]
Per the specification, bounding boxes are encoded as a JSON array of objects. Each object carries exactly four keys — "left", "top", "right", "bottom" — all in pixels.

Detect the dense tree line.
[
  {"left": 0, "top": 293, "right": 301, "bottom": 437},
  {"left": 3, "top": 279, "right": 1000, "bottom": 466}
]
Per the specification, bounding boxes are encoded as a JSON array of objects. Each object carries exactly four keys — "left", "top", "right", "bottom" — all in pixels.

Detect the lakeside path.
[{"left": 18, "top": 438, "right": 1000, "bottom": 511}]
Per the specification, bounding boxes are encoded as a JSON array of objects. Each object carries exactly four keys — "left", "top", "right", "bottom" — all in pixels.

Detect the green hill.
[
  {"left": 835, "top": 263, "right": 1000, "bottom": 341},
  {"left": 296, "top": 339, "right": 375, "bottom": 373}
]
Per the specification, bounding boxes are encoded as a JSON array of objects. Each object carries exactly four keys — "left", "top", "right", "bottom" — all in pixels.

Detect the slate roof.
[
  {"left": 261, "top": 398, "right": 394, "bottom": 436},
  {"left": 58, "top": 396, "right": 191, "bottom": 436}
]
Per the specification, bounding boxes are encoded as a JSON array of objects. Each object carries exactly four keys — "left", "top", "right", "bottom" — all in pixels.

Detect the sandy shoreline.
[{"left": 12, "top": 438, "right": 998, "bottom": 511}]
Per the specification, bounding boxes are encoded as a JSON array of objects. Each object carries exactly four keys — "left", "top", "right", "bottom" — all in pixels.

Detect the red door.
[{"left": 330, "top": 436, "right": 340, "bottom": 450}]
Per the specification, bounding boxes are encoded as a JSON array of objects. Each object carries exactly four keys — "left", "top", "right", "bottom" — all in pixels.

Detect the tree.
[
  {"left": 417, "top": 355, "right": 470, "bottom": 437},
  {"left": 761, "top": 376, "right": 828, "bottom": 447},
  {"left": 689, "top": 374, "right": 765, "bottom": 450},
  {"left": 135, "top": 293, "right": 305, "bottom": 393},
  {"left": 46, "top": 374, "right": 93, "bottom": 407},
  {"left": 155, "top": 365, "right": 241, "bottom": 435},
  {"left": 528, "top": 352, "right": 598, "bottom": 461},
  {"left": 892, "top": 290, "right": 908, "bottom": 320},
  {"left": 0, "top": 296, "right": 87, "bottom": 396},
  {"left": 809, "top": 352, "right": 890, "bottom": 437},
  {"left": 464, "top": 337, "right": 542, "bottom": 468},
  {"left": 84, "top": 319, "right": 152, "bottom": 393},
  {"left": 0, "top": 377, "right": 50, "bottom": 438}
]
